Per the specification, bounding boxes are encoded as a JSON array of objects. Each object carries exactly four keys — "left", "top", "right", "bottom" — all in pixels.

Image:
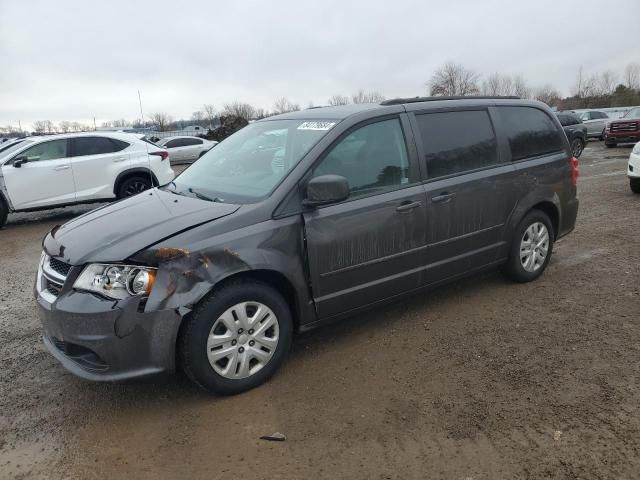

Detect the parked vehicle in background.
[
  {"left": 576, "top": 110, "right": 610, "bottom": 139},
  {"left": 557, "top": 113, "right": 587, "bottom": 157},
  {"left": 0, "top": 138, "right": 27, "bottom": 155},
  {"left": 35, "top": 97, "right": 578, "bottom": 395},
  {"left": 156, "top": 136, "right": 218, "bottom": 163},
  {"left": 604, "top": 107, "right": 640, "bottom": 147},
  {"left": 628, "top": 142, "right": 640, "bottom": 193},
  {"left": 0, "top": 132, "right": 175, "bottom": 228}
]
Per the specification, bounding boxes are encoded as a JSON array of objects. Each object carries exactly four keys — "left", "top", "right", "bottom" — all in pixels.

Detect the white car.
[
  {"left": 0, "top": 132, "right": 175, "bottom": 228},
  {"left": 156, "top": 136, "right": 217, "bottom": 164},
  {"left": 629, "top": 142, "right": 640, "bottom": 194}
]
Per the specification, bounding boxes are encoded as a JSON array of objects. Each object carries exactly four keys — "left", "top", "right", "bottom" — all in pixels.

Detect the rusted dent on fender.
[{"left": 144, "top": 247, "right": 250, "bottom": 311}]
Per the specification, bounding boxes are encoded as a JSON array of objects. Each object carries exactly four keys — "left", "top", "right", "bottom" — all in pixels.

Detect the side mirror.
[
  {"left": 303, "top": 174, "right": 349, "bottom": 207},
  {"left": 13, "top": 156, "right": 29, "bottom": 168}
]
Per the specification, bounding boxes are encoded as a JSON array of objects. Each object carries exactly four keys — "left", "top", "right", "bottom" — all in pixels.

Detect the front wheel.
[
  {"left": 571, "top": 138, "right": 584, "bottom": 158},
  {"left": 179, "top": 280, "right": 293, "bottom": 395},
  {"left": 630, "top": 178, "right": 640, "bottom": 194},
  {"left": 117, "top": 175, "right": 152, "bottom": 199},
  {"left": 501, "top": 210, "right": 554, "bottom": 283}
]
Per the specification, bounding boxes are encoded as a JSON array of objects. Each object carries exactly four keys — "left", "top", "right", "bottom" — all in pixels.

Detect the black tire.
[
  {"left": 198, "top": 150, "right": 206, "bottom": 158},
  {"left": 117, "top": 175, "right": 152, "bottom": 199},
  {"left": 0, "top": 198, "right": 8, "bottom": 229},
  {"left": 570, "top": 138, "right": 584, "bottom": 158},
  {"left": 605, "top": 142, "right": 616, "bottom": 148},
  {"left": 630, "top": 178, "right": 640, "bottom": 194},
  {"left": 501, "top": 210, "right": 554, "bottom": 283},
  {"left": 179, "top": 280, "right": 293, "bottom": 395}
]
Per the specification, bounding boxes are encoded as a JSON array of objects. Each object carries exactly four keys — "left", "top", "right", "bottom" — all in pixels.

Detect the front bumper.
[
  {"left": 629, "top": 151, "right": 640, "bottom": 179},
  {"left": 36, "top": 261, "right": 184, "bottom": 381},
  {"left": 604, "top": 132, "right": 640, "bottom": 144}
]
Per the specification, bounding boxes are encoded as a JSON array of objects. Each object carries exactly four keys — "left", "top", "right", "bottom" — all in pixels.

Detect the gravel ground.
[{"left": 0, "top": 143, "right": 638, "bottom": 480}]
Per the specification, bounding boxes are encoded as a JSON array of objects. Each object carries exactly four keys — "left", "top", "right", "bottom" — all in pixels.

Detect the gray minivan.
[{"left": 36, "top": 97, "right": 579, "bottom": 394}]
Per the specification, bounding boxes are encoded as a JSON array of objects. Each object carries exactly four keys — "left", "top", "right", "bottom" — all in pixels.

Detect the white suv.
[
  {"left": 0, "top": 132, "right": 175, "bottom": 228},
  {"left": 629, "top": 142, "right": 640, "bottom": 194}
]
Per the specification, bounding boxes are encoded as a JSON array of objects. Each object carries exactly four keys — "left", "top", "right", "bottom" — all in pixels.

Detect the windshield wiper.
[{"left": 187, "top": 187, "right": 224, "bottom": 203}]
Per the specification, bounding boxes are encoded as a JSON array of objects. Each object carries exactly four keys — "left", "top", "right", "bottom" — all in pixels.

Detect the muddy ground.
[{"left": 1, "top": 143, "right": 638, "bottom": 480}]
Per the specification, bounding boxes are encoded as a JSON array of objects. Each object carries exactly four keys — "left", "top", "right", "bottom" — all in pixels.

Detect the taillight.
[
  {"left": 149, "top": 151, "right": 169, "bottom": 161},
  {"left": 571, "top": 156, "right": 579, "bottom": 186}
]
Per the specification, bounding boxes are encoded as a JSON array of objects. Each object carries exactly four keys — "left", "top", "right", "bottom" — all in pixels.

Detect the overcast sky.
[{"left": 1, "top": 0, "right": 639, "bottom": 129}]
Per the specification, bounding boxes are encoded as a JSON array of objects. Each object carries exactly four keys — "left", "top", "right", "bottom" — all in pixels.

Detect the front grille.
[
  {"left": 48, "top": 257, "right": 72, "bottom": 276},
  {"left": 610, "top": 121, "right": 639, "bottom": 133}
]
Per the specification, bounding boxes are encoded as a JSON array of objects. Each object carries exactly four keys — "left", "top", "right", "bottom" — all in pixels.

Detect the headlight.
[
  {"left": 633, "top": 142, "right": 640, "bottom": 154},
  {"left": 74, "top": 264, "right": 156, "bottom": 299}
]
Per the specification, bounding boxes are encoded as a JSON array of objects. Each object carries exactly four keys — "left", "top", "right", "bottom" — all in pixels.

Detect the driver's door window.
[
  {"left": 17, "top": 139, "right": 68, "bottom": 162},
  {"left": 312, "top": 118, "right": 411, "bottom": 200}
]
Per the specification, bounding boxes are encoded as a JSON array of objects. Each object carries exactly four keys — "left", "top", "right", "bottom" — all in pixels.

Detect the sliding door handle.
[{"left": 431, "top": 192, "right": 455, "bottom": 204}]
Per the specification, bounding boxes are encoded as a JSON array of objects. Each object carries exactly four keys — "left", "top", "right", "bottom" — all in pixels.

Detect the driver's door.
[
  {"left": 1, "top": 138, "right": 76, "bottom": 209},
  {"left": 302, "top": 117, "right": 427, "bottom": 319}
]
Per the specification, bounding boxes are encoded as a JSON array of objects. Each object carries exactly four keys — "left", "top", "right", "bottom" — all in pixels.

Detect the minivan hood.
[{"left": 43, "top": 188, "right": 240, "bottom": 264}]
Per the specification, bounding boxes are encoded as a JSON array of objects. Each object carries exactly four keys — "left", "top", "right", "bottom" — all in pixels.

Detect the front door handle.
[
  {"left": 113, "top": 157, "right": 127, "bottom": 163},
  {"left": 54, "top": 165, "right": 71, "bottom": 171},
  {"left": 431, "top": 192, "right": 455, "bottom": 204},
  {"left": 396, "top": 200, "right": 421, "bottom": 213}
]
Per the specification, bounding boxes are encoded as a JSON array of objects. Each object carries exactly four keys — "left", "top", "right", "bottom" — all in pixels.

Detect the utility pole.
[{"left": 93, "top": 117, "right": 97, "bottom": 131}]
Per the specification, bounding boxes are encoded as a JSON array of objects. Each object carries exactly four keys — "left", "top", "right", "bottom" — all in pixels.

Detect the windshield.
[
  {"left": 169, "top": 119, "right": 337, "bottom": 203},
  {"left": 623, "top": 107, "right": 640, "bottom": 119}
]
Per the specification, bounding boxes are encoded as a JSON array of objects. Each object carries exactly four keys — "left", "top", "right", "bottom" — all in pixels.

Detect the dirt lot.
[{"left": 1, "top": 143, "right": 638, "bottom": 480}]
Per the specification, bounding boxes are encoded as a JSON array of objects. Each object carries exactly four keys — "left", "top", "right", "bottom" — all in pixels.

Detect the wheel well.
[
  {"left": 173, "top": 269, "right": 301, "bottom": 373},
  {"left": 530, "top": 202, "right": 559, "bottom": 239},
  {"left": 114, "top": 169, "right": 158, "bottom": 195}
]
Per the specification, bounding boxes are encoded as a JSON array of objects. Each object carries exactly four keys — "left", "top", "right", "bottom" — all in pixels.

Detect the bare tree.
[
  {"left": 625, "top": 63, "right": 640, "bottom": 90},
  {"left": 328, "top": 94, "right": 350, "bottom": 106},
  {"left": 534, "top": 85, "right": 561, "bottom": 106},
  {"left": 572, "top": 66, "right": 598, "bottom": 98},
  {"left": 254, "top": 108, "right": 272, "bottom": 120},
  {"left": 70, "top": 122, "right": 90, "bottom": 132},
  {"left": 149, "top": 112, "right": 173, "bottom": 131},
  {"left": 482, "top": 73, "right": 516, "bottom": 96},
  {"left": 58, "top": 121, "right": 72, "bottom": 133},
  {"left": 429, "top": 62, "right": 480, "bottom": 96},
  {"left": 273, "top": 97, "right": 300, "bottom": 114},
  {"left": 513, "top": 75, "right": 531, "bottom": 99},
  {"left": 222, "top": 102, "right": 256, "bottom": 121},
  {"left": 203, "top": 104, "right": 217, "bottom": 125},
  {"left": 32, "top": 120, "right": 54, "bottom": 134},
  {"left": 351, "top": 90, "right": 385, "bottom": 104},
  {"left": 595, "top": 70, "right": 617, "bottom": 96},
  {"left": 192, "top": 111, "right": 204, "bottom": 122},
  {"left": 112, "top": 118, "right": 130, "bottom": 128}
]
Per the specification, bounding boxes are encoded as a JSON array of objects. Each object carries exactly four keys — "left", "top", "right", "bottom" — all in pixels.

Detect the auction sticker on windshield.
[{"left": 297, "top": 121, "right": 336, "bottom": 131}]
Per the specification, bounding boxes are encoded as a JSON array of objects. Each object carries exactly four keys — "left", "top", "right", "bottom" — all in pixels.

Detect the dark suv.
[
  {"left": 36, "top": 97, "right": 579, "bottom": 394},
  {"left": 557, "top": 112, "right": 587, "bottom": 157}
]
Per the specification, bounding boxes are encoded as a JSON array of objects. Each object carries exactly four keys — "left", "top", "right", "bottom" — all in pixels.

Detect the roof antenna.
[{"left": 137, "top": 89, "right": 155, "bottom": 190}]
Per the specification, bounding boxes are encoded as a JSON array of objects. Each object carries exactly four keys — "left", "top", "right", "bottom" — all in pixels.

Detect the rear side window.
[
  {"left": 498, "top": 107, "right": 564, "bottom": 161},
  {"left": 182, "top": 138, "right": 203, "bottom": 146},
  {"left": 557, "top": 114, "right": 580, "bottom": 126},
  {"left": 165, "top": 139, "right": 184, "bottom": 148},
  {"left": 71, "top": 137, "right": 128, "bottom": 156},
  {"left": 415, "top": 110, "right": 499, "bottom": 179}
]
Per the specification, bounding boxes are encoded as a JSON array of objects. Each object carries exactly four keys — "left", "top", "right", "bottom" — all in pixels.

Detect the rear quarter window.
[{"left": 498, "top": 107, "right": 564, "bottom": 161}]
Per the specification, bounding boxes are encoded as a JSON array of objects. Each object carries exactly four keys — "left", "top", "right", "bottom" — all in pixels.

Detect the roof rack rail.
[{"left": 380, "top": 95, "right": 520, "bottom": 106}]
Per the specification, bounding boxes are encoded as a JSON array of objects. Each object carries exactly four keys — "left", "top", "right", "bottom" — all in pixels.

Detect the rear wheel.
[
  {"left": 0, "top": 198, "right": 8, "bottom": 229},
  {"left": 501, "top": 210, "right": 554, "bottom": 283},
  {"left": 630, "top": 178, "right": 640, "bottom": 194},
  {"left": 179, "top": 280, "right": 293, "bottom": 395},
  {"left": 117, "top": 175, "right": 152, "bottom": 199},
  {"left": 570, "top": 138, "right": 584, "bottom": 158}
]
